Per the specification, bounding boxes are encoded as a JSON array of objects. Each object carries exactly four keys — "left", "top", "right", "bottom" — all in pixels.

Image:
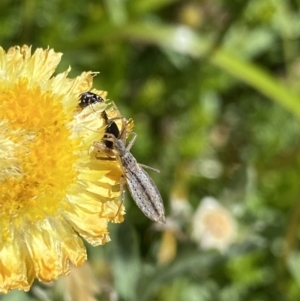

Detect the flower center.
[{"left": 0, "top": 79, "right": 78, "bottom": 230}]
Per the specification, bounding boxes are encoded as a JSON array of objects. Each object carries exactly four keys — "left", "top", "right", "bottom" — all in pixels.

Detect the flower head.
[
  {"left": 0, "top": 45, "right": 127, "bottom": 293},
  {"left": 191, "top": 196, "right": 237, "bottom": 252}
]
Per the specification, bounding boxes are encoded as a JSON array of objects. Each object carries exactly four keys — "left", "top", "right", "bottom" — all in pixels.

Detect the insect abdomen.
[{"left": 124, "top": 166, "right": 165, "bottom": 223}]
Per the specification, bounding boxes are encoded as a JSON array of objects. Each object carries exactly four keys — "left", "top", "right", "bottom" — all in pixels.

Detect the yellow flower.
[{"left": 0, "top": 45, "right": 127, "bottom": 293}]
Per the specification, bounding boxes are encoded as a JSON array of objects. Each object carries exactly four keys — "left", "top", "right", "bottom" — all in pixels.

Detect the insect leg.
[
  {"left": 126, "top": 132, "right": 137, "bottom": 151},
  {"left": 138, "top": 164, "right": 160, "bottom": 173},
  {"left": 114, "top": 175, "right": 126, "bottom": 220},
  {"left": 94, "top": 134, "right": 116, "bottom": 157}
]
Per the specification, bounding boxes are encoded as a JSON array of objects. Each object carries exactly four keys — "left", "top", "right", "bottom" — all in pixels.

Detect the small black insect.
[
  {"left": 79, "top": 91, "right": 104, "bottom": 108},
  {"left": 79, "top": 92, "right": 122, "bottom": 150}
]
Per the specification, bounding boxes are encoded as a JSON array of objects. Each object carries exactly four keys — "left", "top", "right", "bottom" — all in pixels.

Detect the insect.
[
  {"left": 79, "top": 91, "right": 104, "bottom": 108},
  {"left": 79, "top": 91, "right": 119, "bottom": 149},
  {"left": 94, "top": 117, "right": 166, "bottom": 223}
]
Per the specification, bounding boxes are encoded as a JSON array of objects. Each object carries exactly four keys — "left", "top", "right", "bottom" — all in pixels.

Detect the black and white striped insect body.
[
  {"left": 94, "top": 117, "right": 165, "bottom": 223},
  {"left": 113, "top": 135, "right": 165, "bottom": 223}
]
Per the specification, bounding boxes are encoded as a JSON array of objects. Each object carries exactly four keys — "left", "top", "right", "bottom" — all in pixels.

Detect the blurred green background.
[{"left": 2, "top": 0, "right": 300, "bottom": 300}]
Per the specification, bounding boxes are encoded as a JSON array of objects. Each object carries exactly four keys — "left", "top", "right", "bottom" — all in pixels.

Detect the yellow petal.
[{"left": 0, "top": 45, "right": 128, "bottom": 293}]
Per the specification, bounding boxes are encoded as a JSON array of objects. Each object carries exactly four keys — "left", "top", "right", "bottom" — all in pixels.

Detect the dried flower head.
[
  {"left": 0, "top": 45, "right": 127, "bottom": 293},
  {"left": 191, "top": 196, "right": 237, "bottom": 252}
]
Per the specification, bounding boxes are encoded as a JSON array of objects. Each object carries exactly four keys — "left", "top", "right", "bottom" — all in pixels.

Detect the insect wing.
[{"left": 125, "top": 166, "right": 165, "bottom": 223}]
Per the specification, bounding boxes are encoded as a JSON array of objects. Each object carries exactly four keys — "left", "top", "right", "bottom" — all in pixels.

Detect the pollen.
[{"left": 0, "top": 80, "right": 77, "bottom": 230}]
